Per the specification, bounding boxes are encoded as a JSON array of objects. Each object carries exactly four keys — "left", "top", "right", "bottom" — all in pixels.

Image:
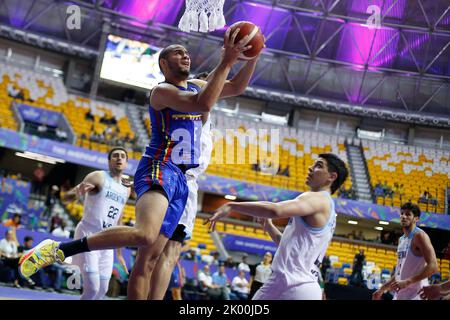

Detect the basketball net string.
[{"left": 178, "top": 0, "right": 226, "bottom": 33}]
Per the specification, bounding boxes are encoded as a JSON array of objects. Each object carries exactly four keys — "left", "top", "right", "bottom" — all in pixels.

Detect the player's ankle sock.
[{"left": 58, "top": 237, "right": 90, "bottom": 257}]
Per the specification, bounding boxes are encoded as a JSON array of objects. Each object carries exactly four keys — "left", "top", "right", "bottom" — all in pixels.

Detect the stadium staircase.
[
  {"left": 125, "top": 103, "right": 149, "bottom": 148},
  {"left": 346, "top": 141, "right": 373, "bottom": 202}
]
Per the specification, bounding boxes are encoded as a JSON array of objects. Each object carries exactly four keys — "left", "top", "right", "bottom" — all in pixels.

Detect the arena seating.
[
  {"left": 219, "top": 221, "right": 450, "bottom": 282},
  {"left": 0, "top": 62, "right": 140, "bottom": 159},
  {"left": 362, "top": 140, "right": 449, "bottom": 214},
  {"left": 206, "top": 113, "right": 352, "bottom": 194},
  {"left": 186, "top": 218, "right": 217, "bottom": 255}
]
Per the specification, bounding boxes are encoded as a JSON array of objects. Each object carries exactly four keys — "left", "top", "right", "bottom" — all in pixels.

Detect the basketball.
[{"left": 225, "top": 21, "right": 265, "bottom": 60}]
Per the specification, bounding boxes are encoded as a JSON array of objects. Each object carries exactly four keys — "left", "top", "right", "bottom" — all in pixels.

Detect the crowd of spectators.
[
  {"left": 251, "top": 160, "right": 290, "bottom": 177},
  {"left": 338, "top": 186, "right": 356, "bottom": 200},
  {"left": 0, "top": 228, "right": 70, "bottom": 292}
]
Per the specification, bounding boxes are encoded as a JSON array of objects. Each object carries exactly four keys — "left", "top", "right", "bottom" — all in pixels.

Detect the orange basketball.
[{"left": 225, "top": 21, "right": 265, "bottom": 60}]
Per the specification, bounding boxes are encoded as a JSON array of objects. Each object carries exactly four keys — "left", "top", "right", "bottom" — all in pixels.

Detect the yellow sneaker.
[{"left": 18, "top": 239, "right": 65, "bottom": 279}]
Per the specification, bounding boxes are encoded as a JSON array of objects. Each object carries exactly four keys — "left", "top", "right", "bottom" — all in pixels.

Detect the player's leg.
[
  {"left": 86, "top": 188, "right": 169, "bottom": 250},
  {"left": 147, "top": 238, "right": 183, "bottom": 300},
  {"left": 252, "top": 273, "right": 285, "bottom": 300},
  {"left": 73, "top": 223, "right": 101, "bottom": 300},
  {"left": 279, "top": 282, "right": 323, "bottom": 300},
  {"left": 93, "top": 249, "right": 114, "bottom": 300},
  {"left": 127, "top": 233, "right": 169, "bottom": 300},
  {"left": 19, "top": 189, "right": 169, "bottom": 279},
  {"left": 129, "top": 189, "right": 188, "bottom": 300},
  {"left": 79, "top": 250, "right": 102, "bottom": 300}
]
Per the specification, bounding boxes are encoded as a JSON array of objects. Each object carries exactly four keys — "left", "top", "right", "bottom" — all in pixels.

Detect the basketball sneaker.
[{"left": 18, "top": 239, "right": 65, "bottom": 279}]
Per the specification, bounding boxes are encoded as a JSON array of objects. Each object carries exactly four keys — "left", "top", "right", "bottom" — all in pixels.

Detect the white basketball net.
[{"left": 178, "top": 0, "right": 226, "bottom": 33}]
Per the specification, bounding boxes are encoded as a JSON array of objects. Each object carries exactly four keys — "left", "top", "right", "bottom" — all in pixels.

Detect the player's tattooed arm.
[{"left": 61, "top": 171, "right": 104, "bottom": 203}]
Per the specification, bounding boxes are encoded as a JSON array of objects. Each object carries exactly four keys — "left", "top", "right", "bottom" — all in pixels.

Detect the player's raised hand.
[
  {"left": 204, "top": 203, "right": 232, "bottom": 232},
  {"left": 76, "top": 181, "right": 95, "bottom": 197},
  {"left": 222, "top": 28, "right": 252, "bottom": 67}
]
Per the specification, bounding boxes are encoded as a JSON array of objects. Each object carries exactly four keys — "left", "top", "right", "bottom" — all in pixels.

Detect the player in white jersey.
[
  {"left": 207, "top": 153, "right": 349, "bottom": 300},
  {"left": 146, "top": 110, "right": 213, "bottom": 300},
  {"left": 372, "top": 202, "right": 438, "bottom": 300},
  {"left": 61, "top": 147, "right": 131, "bottom": 299}
]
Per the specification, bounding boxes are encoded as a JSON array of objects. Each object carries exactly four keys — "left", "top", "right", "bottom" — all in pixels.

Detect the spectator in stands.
[
  {"left": 183, "top": 248, "right": 199, "bottom": 262},
  {"left": 198, "top": 265, "right": 224, "bottom": 300},
  {"left": 3, "top": 213, "right": 22, "bottom": 229},
  {"left": 231, "top": 270, "right": 250, "bottom": 300},
  {"left": 238, "top": 253, "right": 251, "bottom": 273},
  {"left": 366, "top": 269, "right": 381, "bottom": 290},
  {"left": 210, "top": 252, "right": 221, "bottom": 266},
  {"left": 374, "top": 181, "right": 384, "bottom": 197},
  {"left": 32, "top": 163, "right": 45, "bottom": 196},
  {"left": 249, "top": 252, "right": 272, "bottom": 299},
  {"left": 382, "top": 181, "right": 393, "bottom": 198},
  {"left": 110, "top": 116, "right": 117, "bottom": 125},
  {"left": 224, "top": 256, "right": 236, "bottom": 269},
  {"left": 85, "top": 109, "right": 94, "bottom": 121},
  {"left": 381, "top": 231, "right": 392, "bottom": 245},
  {"left": 167, "top": 257, "right": 185, "bottom": 300},
  {"left": 100, "top": 114, "right": 109, "bottom": 124},
  {"left": 251, "top": 160, "right": 260, "bottom": 172},
  {"left": 350, "top": 249, "right": 366, "bottom": 288},
  {"left": 419, "top": 190, "right": 429, "bottom": 203},
  {"left": 355, "top": 230, "right": 365, "bottom": 241},
  {"left": 51, "top": 220, "right": 70, "bottom": 238},
  {"left": 212, "top": 264, "right": 230, "bottom": 300},
  {"left": 277, "top": 165, "right": 290, "bottom": 177},
  {"left": 43, "top": 185, "right": 59, "bottom": 219},
  {"left": 348, "top": 187, "right": 356, "bottom": 200},
  {"left": 0, "top": 229, "right": 22, "bottom": 287},
  {"left": 321, "top": 255, "right": 331, "bottom": 280},
  {"left": 49, "top": 213, "right": 62, "bottom": 233},
  {"left": 442, "top": 242, "right": 450, "bottom": 260}
]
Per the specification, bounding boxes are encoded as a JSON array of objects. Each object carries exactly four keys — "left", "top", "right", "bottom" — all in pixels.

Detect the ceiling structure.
[{"left": 0, "top": 0, "right": 449, "bottom": 126}]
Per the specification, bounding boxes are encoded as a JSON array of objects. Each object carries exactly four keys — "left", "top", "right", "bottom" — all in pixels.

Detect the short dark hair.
[
  {"left": 401, "top": 202, "right": 421, "bottom": 218},
  {"left": 108, "top": 147, "right": 128, "bottom": 160},
  {"left": 158, "top": 44, "right": 185, "bottom": 72},
  {"left": 24, "top": 236, "right": 33, "bottom": 242},
  {"left": 318, "top": 153, "right": 349, "bottom": 194}
]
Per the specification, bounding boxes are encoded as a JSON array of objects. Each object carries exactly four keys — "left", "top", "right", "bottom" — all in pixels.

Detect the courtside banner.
[
  {"left": 221, "top": 234, "right": 277, "bottom": 256},
  {"left": 198, "top": 174, "right": 450, "bottom": 231},
  {"left": 17, "top": 104, "right": 61, "bottom": 127},
  {"left": 0, "top": 128, "right": 138, "bottom": 175}
]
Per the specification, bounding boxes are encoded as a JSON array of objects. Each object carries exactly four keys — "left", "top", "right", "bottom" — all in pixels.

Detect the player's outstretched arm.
[
  {"left": 391, "top": 232, "right": 438, "bottom": 292},
  {"left": 61, "top": 171, "right": 103, "bottom": 203},
  {"left": 206, "top": 192, "right": 325, "bottom": 231},
  {"left": 151, "top": 28, "right": 252, "bottom": 113}
]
